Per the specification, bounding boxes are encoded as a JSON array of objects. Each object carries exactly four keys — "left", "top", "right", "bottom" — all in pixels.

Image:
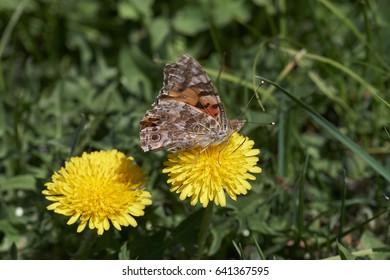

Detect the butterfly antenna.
[
  {"left": 236, "top": 81, "right": 276, "bottom": 126},
  {"left": 236, "top": 80, "right": 264, "bottom": 120}
]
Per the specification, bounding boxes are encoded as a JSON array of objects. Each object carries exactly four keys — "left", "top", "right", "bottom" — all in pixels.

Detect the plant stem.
[{"left": 197, "top": 204, "right": 214, "bottom": 259}]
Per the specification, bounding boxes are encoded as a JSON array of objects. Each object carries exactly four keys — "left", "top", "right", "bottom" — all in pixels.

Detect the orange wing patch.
[{"left": 161, "top": 88, "right": 221, "bottom": 119}]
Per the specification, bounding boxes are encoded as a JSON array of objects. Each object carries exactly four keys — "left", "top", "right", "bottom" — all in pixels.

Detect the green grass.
[{"left": 0, "top": 0, "right": 389, "bottom": 260}]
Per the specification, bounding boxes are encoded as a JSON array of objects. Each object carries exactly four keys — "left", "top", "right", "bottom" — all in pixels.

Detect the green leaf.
[
  {"left": 118, "top": 0, "right": 154, "bottom": 21},
  {"left": 172, "top": 6, "right": 208, "bottom": 36},
  {"left": 337, "top": 240, "right": 356, "bottom": 260},
  {"left": 360, "top": 231, "right": 390, "bottom": 260},
  {"left": 149, "top": 17, "right": 170, "bottom": 51},
  {"left": 252, "top": 0, "right": 277, "bottom": 14},
  {"left": 0, "top": 174, "right": 36, "bottom": 191},
  {"left": 211, "top": 0, "right": 250, "bottom": 27},
  {"left": 118, "top": 242, "right": 130, "bottom": 260},
  {"left": 0, "top": 219, "right": 20, "bottom": 237},
  {"left": 118, "top": 46, "right": 153, "bottom": 97}
]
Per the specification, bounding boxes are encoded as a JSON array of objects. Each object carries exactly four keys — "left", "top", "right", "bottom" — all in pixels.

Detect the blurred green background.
[{"left": 0, "top": 0, "right": 389, "bottom": 259}]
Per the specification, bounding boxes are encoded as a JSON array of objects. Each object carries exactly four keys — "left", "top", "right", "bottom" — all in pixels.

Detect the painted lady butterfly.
[{"left": 140, "top": 54, "right": 245, "bottom": 152}]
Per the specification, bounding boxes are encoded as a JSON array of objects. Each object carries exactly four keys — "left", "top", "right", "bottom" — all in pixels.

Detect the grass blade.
[
  {"left": 260, "top": 78, "right": 390, "bottom": 183},
  {"left": 276, "top": 47, "right": 390, "bottom": 108}
]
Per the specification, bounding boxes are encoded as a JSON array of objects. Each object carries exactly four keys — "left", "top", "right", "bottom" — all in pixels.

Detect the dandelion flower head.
[
  {"left": 163, "top": 133, "right": 262, "bottom": 207},
  {"left": 42, "top": 150, "right": 152, "bottom": 235}
]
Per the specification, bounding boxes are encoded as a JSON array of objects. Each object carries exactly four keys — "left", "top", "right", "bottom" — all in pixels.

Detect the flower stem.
[
  {"left": 197, "top": 203, "right": 214, "bottom": 259},
  {"left": 73, "top": 230, "right": 97, "bottom": 259}
]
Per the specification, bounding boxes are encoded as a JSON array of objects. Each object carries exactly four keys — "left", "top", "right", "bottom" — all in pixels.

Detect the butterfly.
[{"left": 140, "top": 54, "right": 245, "bottom": 152}]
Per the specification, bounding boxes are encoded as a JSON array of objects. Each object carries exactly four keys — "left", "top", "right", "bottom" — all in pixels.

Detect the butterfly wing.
[
  {"left": 139, "top": 54, "right": 244, "bottom": 152},
  {"left": 156, "top": 54, "right": 229, "bottom": 131},
  {"left": 140, "top": 99, "right": 222, "bottom": 152}
]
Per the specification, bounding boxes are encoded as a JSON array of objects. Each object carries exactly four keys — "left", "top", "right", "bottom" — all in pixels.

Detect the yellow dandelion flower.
[
  {"left": 163, "top": 132, "right": 262, "bottom": 207},
  {"left": 42, "top": 150, "right": 152, "bottom": 235}
]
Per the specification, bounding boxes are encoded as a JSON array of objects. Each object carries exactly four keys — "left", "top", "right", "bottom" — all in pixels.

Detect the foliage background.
[{"left": 0, "top": 0, "right": 389, "bottom": 259}]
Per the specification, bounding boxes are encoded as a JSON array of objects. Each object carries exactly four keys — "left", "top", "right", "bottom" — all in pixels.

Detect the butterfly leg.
[{"left": 216, "top": 136, "right": 247, "bottom": 164}]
